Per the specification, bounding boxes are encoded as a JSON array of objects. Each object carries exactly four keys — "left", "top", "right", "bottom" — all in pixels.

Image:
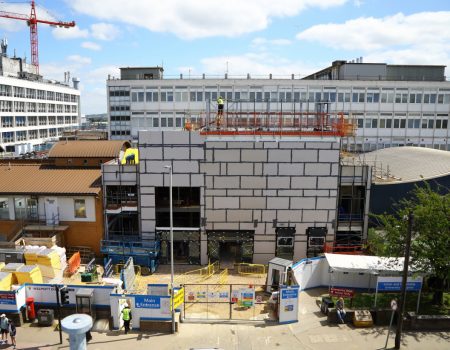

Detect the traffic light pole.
[
  {"left": 395, "top": 212, "right": 413, "bottom": 349},
  {"left": 54, "top": 285, "right": 63, "bottom": 344}
]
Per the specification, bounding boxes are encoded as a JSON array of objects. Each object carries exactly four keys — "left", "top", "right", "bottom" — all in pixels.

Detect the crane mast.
[{"left": 0, "top": 0, "right": 76, "bottom": 74}]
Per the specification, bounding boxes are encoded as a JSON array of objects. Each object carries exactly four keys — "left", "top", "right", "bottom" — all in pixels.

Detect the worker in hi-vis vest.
[
  {"left": 121, "top": 304, "right": 132, "bottom": 334},
  {"left": 216, "top": 96, "right": 224, "bottom": 128}
]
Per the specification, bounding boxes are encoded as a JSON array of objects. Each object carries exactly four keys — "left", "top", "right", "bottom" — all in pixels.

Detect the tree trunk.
[
  {"left": 432, "top": 290, "right": 443, "bottom": 306},
  {"left": 429, "top": 276, "right": 445, "bottom": 305}
]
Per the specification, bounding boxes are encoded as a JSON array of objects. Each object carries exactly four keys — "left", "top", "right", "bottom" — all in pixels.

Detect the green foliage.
[{"left": 370, "top": 184, "right": 450, "bottom": 282}]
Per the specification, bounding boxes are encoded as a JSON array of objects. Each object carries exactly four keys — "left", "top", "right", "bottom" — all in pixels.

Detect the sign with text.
[
  {"left": 239, "top": 288, "right": 255, "bottom": 307},
  {"left": 330, "top": 287, "right": 355, "bottom": 298},
  {"left": 377, "top": 276, "right": 423, "bottom": 292},
  {"left": 172, "top": 287, "right": 184, "bottom": 309},
  {"left": 0, "top": 292, "right": 16, "bottom": 305},
  {"left": 134, "top": 295, "right": 161, "bottom": 309},
  {"left": 279, "top": 285, "right": 299, "bottom": 324}
]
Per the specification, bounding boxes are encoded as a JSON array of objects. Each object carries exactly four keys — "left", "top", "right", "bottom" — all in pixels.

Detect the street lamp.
[
  {"left": 164, "top": 164, "right": 175, "bottom": 334},
  {"left": 395, "top": 211, "right": 414, "bottom": 349}
]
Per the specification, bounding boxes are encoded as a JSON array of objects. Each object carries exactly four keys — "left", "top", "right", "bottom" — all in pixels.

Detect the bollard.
[{"left": 61, "top": 314, "right": 93, "bottom": 350}]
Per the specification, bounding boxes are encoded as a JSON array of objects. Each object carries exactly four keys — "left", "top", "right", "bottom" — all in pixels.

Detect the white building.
[
  {"left": 107, "top": 62, "right": 450, "bottom": 151},
  {"left": 0, "top": 40, "right": 80, "bottom": 156}
]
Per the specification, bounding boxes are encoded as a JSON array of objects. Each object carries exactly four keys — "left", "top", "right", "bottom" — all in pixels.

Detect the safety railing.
[
  {"left": 236, "top": 263, "right": 267, "bottom": 276},
  {"left": 218, "top": 269, "right": 228, "bottom": 285},
  {"left": 174, "top": 261, "right": 219, "bottom": 285}
]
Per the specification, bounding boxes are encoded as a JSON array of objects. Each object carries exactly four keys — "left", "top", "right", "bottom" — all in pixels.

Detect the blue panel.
[{"left": 377, "top": 281, "right": 422, "bottom": 292}]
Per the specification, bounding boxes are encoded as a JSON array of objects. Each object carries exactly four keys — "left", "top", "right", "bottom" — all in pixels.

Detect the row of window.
[
  {"left": 110, "top": 130, "right": 131, "bottom": 136},
  {"left": 358, "top": 118, "right": 449, "bottom": 129},
  {"left": 0, "top": 85, "right": 78, "bottom": 102},
  {"left": 0, "top": 101, "right": 77, "bottom": 113},
  {"left": 0, "top": 197, "right": 86, "bottom": 220},
  {"left": 110, "top": 85, "right": 450, "bottom": 104},
  {"left": 129, "top": 90, "right": 450, "bottom": 104},
  {"left": 1, "top": 116, "right": 77, "bottom": 128},
  {"left": 1, "top": 127, "right": 72, "bottom": 142}
]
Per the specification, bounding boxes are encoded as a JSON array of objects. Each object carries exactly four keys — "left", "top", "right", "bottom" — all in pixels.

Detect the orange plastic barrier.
[{"left": 67, "top": 252, "right": 81, "bottom": 275}]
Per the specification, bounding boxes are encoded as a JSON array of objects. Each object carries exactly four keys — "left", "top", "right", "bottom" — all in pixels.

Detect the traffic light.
[{"left": 59, "top": 286, "right": 69, "bottom": 305}]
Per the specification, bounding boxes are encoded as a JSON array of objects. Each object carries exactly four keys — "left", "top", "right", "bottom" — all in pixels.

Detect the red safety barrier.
[{"left": 67, "top": 251, "right": 81, "bottom": 275}]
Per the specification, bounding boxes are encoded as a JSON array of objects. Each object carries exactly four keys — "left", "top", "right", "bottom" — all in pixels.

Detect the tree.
[{"left": 369, "top": 184, "right": 450, "bottom": 305}]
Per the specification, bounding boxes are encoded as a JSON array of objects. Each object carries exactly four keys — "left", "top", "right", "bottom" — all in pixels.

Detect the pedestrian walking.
[
  {"left": 0, "top": 314, "right": 9, "bottom": 345},
  {"left": 9, "top": 319, "right": 16, "bottom": 349},
  {"left": 121, "top": 303, "right": 132, "bottom": 334}
]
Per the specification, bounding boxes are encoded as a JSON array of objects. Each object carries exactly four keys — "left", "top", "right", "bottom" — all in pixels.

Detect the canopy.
[{"left": 325, "top": 253, "right": 405, "bottom": 275}]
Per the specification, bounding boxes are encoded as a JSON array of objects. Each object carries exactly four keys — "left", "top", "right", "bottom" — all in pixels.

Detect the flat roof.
[
  {"left": 343, "top": 147, "right": 450, "bottom": 184},
  {"left": 0, "top": 164, "right": 101, "bottom": 195}
]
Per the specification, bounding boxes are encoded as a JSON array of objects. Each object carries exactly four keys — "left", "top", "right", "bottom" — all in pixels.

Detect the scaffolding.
[{"left": 187, "top": 99, "right": 355, "bottom": 137}]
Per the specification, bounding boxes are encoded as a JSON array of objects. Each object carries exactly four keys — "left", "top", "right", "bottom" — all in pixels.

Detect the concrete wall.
[
  {"left": 138, "top": 131, "right": 205, "bottom": 241},
  {"left": 138, "top": 131, "right": 340, "bottom": 263},
  {"left": 204, "top": 137, "right": 340, "bottom": 263}
]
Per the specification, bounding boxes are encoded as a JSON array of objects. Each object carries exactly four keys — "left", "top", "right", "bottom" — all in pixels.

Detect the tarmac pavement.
[{"left": 7, "top": 288, "right": 449, "bottom": 350}]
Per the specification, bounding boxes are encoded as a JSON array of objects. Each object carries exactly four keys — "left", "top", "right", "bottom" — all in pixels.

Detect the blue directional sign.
[{"left": 377, "top": 277, "right": 422, "bottom": 292}]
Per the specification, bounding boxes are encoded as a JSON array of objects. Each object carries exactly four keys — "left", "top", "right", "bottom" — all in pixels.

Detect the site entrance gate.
[{"left": 182, "top": 283, "right": 275, "bottom": 322}]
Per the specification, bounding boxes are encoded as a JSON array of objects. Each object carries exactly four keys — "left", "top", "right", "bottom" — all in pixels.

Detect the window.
[
  {"left": 74, "top": 199, "right": 86, "bottom": 218},
  {"left": 277, "top": 237, "right": 293, "bottom": 247},
  {"left": 0, "top": 198, "right": 9, "bottom": 220},
  {"left": 308, "top": 236, "right": 325, "bottom": 248}
]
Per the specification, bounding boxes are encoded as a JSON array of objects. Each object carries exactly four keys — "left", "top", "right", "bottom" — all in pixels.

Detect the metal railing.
[
  {"left": 174, "top": 261, "right": 219, "bottom": 285},
  {"left": 236, "top": 263, "right": 266, "bottom": 276}
]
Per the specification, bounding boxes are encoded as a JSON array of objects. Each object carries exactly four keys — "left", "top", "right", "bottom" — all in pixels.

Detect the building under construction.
[{"left": 102, "top": 104, "right": 372, "bottom": 264}]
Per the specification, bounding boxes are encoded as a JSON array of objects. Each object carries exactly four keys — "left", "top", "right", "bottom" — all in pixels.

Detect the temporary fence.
[
  {"left": 182, "top": 283, "right": 273, "bottom": 322},
  {"left": 103, "top": 258, "right": 114, "bottom": 278},
  {"left": 66, "top": 251, "right": 80, "bottom": 276},
  {"left": 218, "top": 269, "right": 228, "bottom": 285},
  {"left": 174, "top": 261, "right": 220, "bottom": 285},
  {"left": 236, "top": 263, "right": 266, "bottom": 276},
  {"left": 120, "top": 257, "right": 137, "bottom": 291}
]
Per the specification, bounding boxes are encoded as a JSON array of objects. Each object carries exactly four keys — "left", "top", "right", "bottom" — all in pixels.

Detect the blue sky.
[{"left": 1, "top": 0, "right": 449, "bottom": 114}]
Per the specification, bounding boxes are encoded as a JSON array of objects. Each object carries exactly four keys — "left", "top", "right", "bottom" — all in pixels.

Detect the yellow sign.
[{"left": 172, "top": 287, "right": 184, "bottom": 309}]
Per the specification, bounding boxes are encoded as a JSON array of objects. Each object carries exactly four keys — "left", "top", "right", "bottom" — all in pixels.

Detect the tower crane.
[{"left": 0, "top": 0, "right": 75, "bottom": 74}]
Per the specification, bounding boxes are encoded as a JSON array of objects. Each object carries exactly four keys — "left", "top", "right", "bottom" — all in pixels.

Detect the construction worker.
[
  {"left": 216, "top": 96, "right": 224, "bottom": 129},
  {"left": 121, "top": 303, "right": 132, "bottom": 334},
  {"left": 184, "top": 118, "right": 193, "bottom": 131}
]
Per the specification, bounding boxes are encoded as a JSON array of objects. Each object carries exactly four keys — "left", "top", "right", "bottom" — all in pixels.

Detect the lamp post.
[
  {"left": 395, "top": 211, "right": 414, "bottom": 349},
  {"left": 164, "top": 165, "right": 175, "bottom": 334}
]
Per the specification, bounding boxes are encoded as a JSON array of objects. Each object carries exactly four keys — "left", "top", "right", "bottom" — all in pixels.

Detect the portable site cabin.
[{"left": 266, "top": 257, "right": 293, "bottom": 293}]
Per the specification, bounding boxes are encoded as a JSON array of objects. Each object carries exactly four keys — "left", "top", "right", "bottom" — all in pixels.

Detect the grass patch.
[{"left": 328, "top": 292, "right": 449, "bottom": 315}]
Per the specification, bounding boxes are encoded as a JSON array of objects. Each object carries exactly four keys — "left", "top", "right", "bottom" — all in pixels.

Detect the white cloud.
[
  {"left": 296, "top": 11, "right": 450, "bottom": 72},
  {"left": 53, "top": 26, "right": 89, "bottom": 39},
  {"left": 67, "top": 55, "right": 92, "bottom": 65},
  {"left": 84, "top": 65, "right": 120, "bottom": 83},
  {"left": 81, "top": 41, "right": 102, "bottom": 51},
  {"left": 296, "top": 11, "right": 450, "bottom": 51},
  {"left": 70, "top": 0, "right": 348, "bottom": 39},
  {"left": 90, "top": 23, "right": 120, "bottom": 41},
  {"left": 200, "top": 52, "right": 323, "bottom": 77}
]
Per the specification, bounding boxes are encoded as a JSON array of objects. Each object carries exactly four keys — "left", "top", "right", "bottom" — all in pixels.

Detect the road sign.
[
  {"left": 330, "top": 287, "right": 354, "bottom": 298},
  {"left": 391, "top": 299, "right": 397, "bottom": 311}
]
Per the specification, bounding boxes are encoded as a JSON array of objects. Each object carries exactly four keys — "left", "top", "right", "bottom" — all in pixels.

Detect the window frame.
[{"left": 74, "top": 199, "right": 87, "bottom": 218}]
